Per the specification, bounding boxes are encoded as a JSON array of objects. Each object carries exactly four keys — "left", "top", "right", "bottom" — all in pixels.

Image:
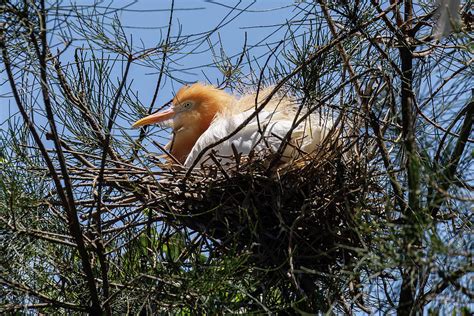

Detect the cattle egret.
[{"left": 133, "top": 83, "right": 333, "bottom": 168}]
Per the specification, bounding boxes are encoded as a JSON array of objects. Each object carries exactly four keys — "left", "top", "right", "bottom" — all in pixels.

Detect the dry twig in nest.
[{"left": 116, "top": 147, "right": 379, "bottom": 304}]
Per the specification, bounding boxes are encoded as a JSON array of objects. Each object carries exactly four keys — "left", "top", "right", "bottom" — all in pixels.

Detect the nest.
[
  {"left": 142, "top": 149, "right": 375, "bottom": 304},
  {"left": 70, "top": 140, "right": 378, "bottom": 310}
]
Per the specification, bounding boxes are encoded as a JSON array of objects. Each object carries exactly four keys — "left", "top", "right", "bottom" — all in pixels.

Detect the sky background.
[
  {"left": 0, "top": 0, "right": 298, "bottom": 128},
  {"left": 116, "top": 0, "right": 295, "bottom": 105},
  {"left": 3, "top": 1, "right": 469, "bottom": 156}
]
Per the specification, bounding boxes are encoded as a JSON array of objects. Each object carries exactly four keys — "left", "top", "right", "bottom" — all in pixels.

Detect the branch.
[
  {"left": 5, "top": 2, "right": 101, "bottom": 312},
  {"left": 93, "top": 54, "right": 133, "bottom": 315},
  {"left": 415, "top": 265, "right": 473, "bottom": 309},
  {"left": 430, "top": 96, "right": 473, "bottom": 218},
  {"left": 0, "top": 278, "right": 87, "bottom": 312},
  {"left": 397, "top": 1, "right": 421, "bottom": 314}
]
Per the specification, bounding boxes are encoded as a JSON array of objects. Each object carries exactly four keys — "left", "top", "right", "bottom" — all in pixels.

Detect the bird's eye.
[{"left": 182, "top": 101, "right": 193, "bottom": 109}]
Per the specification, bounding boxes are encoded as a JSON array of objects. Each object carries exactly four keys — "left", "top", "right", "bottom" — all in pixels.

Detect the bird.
[{"left": 133, "top": 83, "right": 334, "bottom": 168}]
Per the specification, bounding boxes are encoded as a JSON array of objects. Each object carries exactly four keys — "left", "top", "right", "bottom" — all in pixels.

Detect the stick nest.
[{"left": 143, "top": 150, "right": 377, "bottom": 287}]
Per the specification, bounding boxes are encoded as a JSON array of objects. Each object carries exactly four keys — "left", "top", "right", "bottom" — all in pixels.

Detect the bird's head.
[
  {"left": 132, "top": 83, "right": 233, "bottom": 133},
  {"left": 132, "top": 83, "right": 235, "bottom": 163}
]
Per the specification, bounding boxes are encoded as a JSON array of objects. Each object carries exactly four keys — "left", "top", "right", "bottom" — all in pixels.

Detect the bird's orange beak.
[{"left": 132, "top": 108, "right": 175, "bottom": 128}]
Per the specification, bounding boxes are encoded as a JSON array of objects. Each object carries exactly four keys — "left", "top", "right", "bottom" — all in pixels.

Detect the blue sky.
[
  {"left": 0, "top": 0, "right": 296, "bottom": 127},
  {"left": 106, "top": 0, "right": 294, "bottom": 105}
]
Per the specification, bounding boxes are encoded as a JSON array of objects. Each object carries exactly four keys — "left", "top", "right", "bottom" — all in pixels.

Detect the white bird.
[{"left": 133, "top": 83, "right": 333, "bottom": 168}]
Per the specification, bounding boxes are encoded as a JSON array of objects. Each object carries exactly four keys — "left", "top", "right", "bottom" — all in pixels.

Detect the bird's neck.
[
  {"left": 171, "top": 125, "right": 205, "bottom": 164},
  {"left": 170, "top": 101, "right": 228, "bottom": 163}
]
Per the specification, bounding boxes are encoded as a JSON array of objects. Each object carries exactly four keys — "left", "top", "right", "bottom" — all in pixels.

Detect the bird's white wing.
[{"left": 184, "top": 109, "right": 332, "bottom": 168}]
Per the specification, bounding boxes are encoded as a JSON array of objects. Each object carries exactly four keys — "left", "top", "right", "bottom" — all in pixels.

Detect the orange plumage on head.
[
  {"left": 173, "top": 83, "right": 234, "bottom": 120},
  {"left": 164, "top": 83, "right": 234, "bottom": 163}
]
